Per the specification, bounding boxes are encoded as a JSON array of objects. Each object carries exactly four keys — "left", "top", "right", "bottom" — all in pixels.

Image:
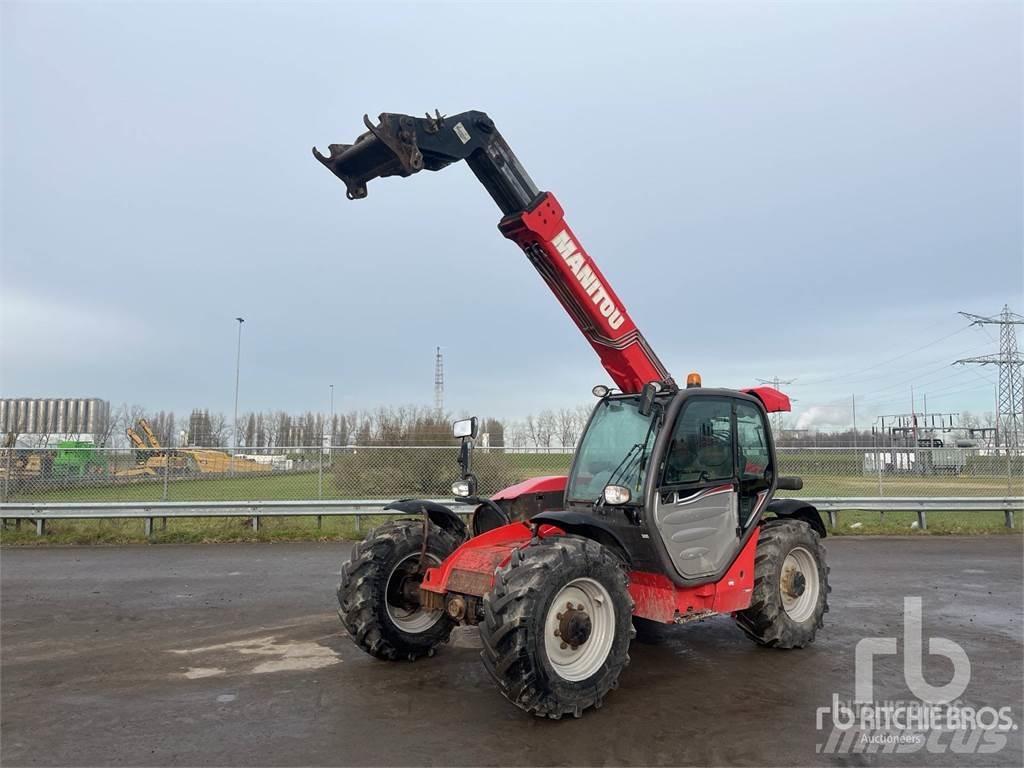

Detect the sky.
[{"left": 1, "top": 0, "right": 1021, "bottom": 432}]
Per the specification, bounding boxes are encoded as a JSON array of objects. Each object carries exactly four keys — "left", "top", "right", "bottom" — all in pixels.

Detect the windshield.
[{"left": 566, "top": 397, "right": 661, "bottom": 504}]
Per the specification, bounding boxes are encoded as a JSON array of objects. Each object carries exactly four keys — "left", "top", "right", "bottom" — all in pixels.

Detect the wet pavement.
[{"left": 2, "top": 536, "right": 1022, "bottom": 767}]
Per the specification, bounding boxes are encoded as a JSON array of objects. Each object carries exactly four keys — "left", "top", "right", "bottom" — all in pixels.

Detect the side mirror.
[
  {"left": 453, "top": 417, "right": 478, "bottom": 439},
  {"left": 638, "top": 381, "right": 661, "bottom": 417}
]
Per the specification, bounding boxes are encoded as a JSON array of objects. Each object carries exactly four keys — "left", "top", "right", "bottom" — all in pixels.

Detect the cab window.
[
  {"left": 663, "top": 399, "right": 734, "bottom": 486},
  {"left": 736, "top": 401, "right": 771, "bottom": 479}
]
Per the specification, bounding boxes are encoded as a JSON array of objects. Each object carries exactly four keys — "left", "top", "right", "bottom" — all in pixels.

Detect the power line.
[
  {"left": 797, "top": 339, "right": 995, "bottom": 394},
  {"left": 796, "top": 363, "right": 993, "bottom": 413},
  {"left": 915, "top": 384, "right": 997, "bottom": 403},
  {"left": 846, "top": 361, "right": 966, "bottom": 401},
  {"left": 797, "top": 325, "right": 973, "bottom": 387},
  {"left": 856, "top": 376, "right": 992, "bottom": 411},
  {"left": 963, "top": 365, "right": 997, "bottom": 387},
  {"left": 797, "top": 341, "right": 996, "bottom": 406}
]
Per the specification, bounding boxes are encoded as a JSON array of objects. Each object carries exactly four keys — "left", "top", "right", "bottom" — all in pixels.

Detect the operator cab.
[{"left": 563, "top": 384, "right": 777, "bottom": 584}]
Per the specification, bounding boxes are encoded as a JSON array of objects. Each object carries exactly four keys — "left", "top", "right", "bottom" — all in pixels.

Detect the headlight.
[
  {"left": 451, "top": 480, "right": 471, "bottom": 497},
  {"left": 603, "top": 485, "right": 631, "bottom": 505}
]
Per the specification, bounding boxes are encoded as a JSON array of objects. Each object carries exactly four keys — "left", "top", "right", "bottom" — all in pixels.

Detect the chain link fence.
[{"left": 1, "top": 445, "right": 1020, "bottom": 504}]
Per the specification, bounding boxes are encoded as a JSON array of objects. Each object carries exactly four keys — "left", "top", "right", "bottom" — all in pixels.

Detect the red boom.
[{"left": 499, "top": 193, "right": 671, "bottom": 394}]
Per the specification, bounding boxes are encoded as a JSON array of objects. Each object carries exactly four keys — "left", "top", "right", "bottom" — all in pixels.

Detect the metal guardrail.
[
  {"left": 0, "top": 497, "right": 1019, "bottom": 536},
  {"left": 804, "top": 497, "right": 1021, "bottom": 530},
  {"left": 0, "top": 499, "right": 471, "bottom": 536}
]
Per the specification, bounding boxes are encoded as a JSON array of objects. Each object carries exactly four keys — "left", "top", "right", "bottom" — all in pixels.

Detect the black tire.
[
  {"left": 480, "top": 536, "right": 635, "bottom": 719},
  {"left": 735, "top": 518, "right": 830, "bottom": 648},
  {"left": 337, "top": 519, "right": 459, "bottom": 661}
]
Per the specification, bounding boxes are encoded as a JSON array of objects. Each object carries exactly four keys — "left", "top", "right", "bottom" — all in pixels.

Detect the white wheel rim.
[
  {"left": 543, "top": 578, "right": 616, "bottom": 682},
  {"left": 780, "top": 546, "right": 819, "bottom": 623},
  {"left": 385, "top": 553, "right": 443, "bottom": 633}
]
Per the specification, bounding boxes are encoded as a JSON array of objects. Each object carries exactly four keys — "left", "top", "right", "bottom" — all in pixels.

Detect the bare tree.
[
  {"left": 525, "top": 414, "right": 541, "bottom": 448},
  {"left": 275, "top": 412, "right": 291, "bottom": 448},
  {"left": 207, "top": 413, "right": 228, "bottom": 447},
  {"left": 148, "top": 411, "right": 177, "bottom": 447},
  {"left": 351, "top": 411, "right": 372, "bottom": 446},
  {"left": 244, "top": 413, "right": 256, "bottom": 449},
  {"left": 525, "top": 410, "right": 557, "bottom": 449},
  {"left": 255, "top": 412, "right": 267, "bottom": 451},
  {"left": 330, "top": 413, "right": 346, "bottom": 446},
  {"left": 574, "top": 404, "right": 592, "bottom": 434},
  {"left": 482, "top": 417, "right": 505, "bottom": 447},
  {"left": 556, "top": 408, "right": 581, "bottom": 449},
  {"left": 94, "top": 403, "right": 123, "bottom": 447},
  {"left": 165, "top": 413, "right": 176, "bottom": 447},
  {"left": 112, "top": 403, "right": 147, "bottom": 448},
  {"left": 503, "top": 420, "right": 526, "bottom": 449},
  {"left": 538, "top": 410, "right": 557, "bottom": 448}
]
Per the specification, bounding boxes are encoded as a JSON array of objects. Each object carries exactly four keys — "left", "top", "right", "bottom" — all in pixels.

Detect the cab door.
[
  {"left": 735, "top": 399, "right": 774, "bottom": 528},
  {"left": 651, "top": 397, "right": 740, "bottom": 580}
]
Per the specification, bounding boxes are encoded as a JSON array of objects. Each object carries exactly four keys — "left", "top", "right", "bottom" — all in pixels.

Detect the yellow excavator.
[
  {"left": 125, "top": 426, "right": 148, "bottom": 451},
  {"left": 122, "top": 419, "right": 270, "bottom": 476},
  {"left": 119, "top": 420, "right": 192, "bottom": 478}
]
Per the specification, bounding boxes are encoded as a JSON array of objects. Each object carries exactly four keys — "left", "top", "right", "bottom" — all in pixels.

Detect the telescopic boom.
[
  {"left": 315, "top": 109, "right": 791, "bottom": 413},
  {"left": 314, "top": 110, "right": 672, "bottom": 393}
]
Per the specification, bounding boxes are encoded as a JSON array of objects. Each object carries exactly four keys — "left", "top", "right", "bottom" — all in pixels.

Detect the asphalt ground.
[{"left": 1, "top": 537, "right": 1021, "bottom": 767}]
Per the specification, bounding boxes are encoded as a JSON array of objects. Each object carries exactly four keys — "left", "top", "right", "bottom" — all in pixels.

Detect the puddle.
[
  {"left": 169, "top": 635, "right": 341, "bottom": 677},
  {"left": 181, "top": 667, "right": 226, "bottom": 679}
]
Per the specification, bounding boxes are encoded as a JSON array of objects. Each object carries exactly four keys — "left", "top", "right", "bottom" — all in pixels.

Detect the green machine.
[{"left": 52, "top": 441, "right": 107, "bottom": 478}]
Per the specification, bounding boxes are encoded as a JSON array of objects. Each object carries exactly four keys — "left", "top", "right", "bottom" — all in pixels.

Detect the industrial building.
[{"left": 0, "top": 398, "right": 111, "bottom": 439}]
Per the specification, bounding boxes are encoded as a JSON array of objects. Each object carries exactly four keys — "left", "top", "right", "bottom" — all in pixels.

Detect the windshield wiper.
[{"left": 606, "top": 443, "right": 644, "bottom": 491}]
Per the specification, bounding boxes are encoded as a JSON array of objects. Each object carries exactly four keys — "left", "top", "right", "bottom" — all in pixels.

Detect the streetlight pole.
[
  {"left": 329, "top": 384, "right": 335, "bottom": 445},
  {"left": 233, "top": 317, "right": 245, "bottom": 455}
]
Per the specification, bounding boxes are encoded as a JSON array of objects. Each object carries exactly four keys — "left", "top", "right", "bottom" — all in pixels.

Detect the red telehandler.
[{"left": 315, "top": 111, "right": 829, "bottom": 719}]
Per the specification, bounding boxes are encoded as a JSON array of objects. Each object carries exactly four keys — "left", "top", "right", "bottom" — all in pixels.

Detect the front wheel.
[
  {"left": 480, "top": 536, "right": 635, "bottom": 719},
  {"left": 735, "top": 518, "right": 830, "bottom": 648},
  {"left": 337, "top": 519, "right": 459, "bottom": 661}
]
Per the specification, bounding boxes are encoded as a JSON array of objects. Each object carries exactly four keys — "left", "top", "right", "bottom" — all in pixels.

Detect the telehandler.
[{"left": 315, "top": 110, "right": 829, "bottom": 718}]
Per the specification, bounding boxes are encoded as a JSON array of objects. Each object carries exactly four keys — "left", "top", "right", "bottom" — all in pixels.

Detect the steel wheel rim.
[
  {"left": 385, "top": 553, "right": 443, "bottom": 633},
  {"left": 543, "top": 577, "right": 616, "bottom": 682},
  {"left": 780, "top": 546, "right": 819, "bottom": 623}
]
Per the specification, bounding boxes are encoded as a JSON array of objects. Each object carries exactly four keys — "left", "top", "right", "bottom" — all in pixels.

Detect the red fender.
[{"left": 490, "top": 474, "right": 566, "bottom": 501}]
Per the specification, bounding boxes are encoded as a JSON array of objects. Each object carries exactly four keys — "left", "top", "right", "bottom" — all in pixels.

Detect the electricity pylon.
[{"left": 956, "top": 305, "right": 1024, "bottom": 449}]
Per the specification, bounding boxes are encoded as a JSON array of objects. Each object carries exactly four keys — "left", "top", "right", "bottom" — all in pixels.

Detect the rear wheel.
[
  {"left": 480, "top": 536, "right": 634, "bottom": 719},
  {"left": 735, "top": 519, "right": 830, "bottom": 648},
  {"left": 337, "top": 519, "right": 459, "bottom": 660}
]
